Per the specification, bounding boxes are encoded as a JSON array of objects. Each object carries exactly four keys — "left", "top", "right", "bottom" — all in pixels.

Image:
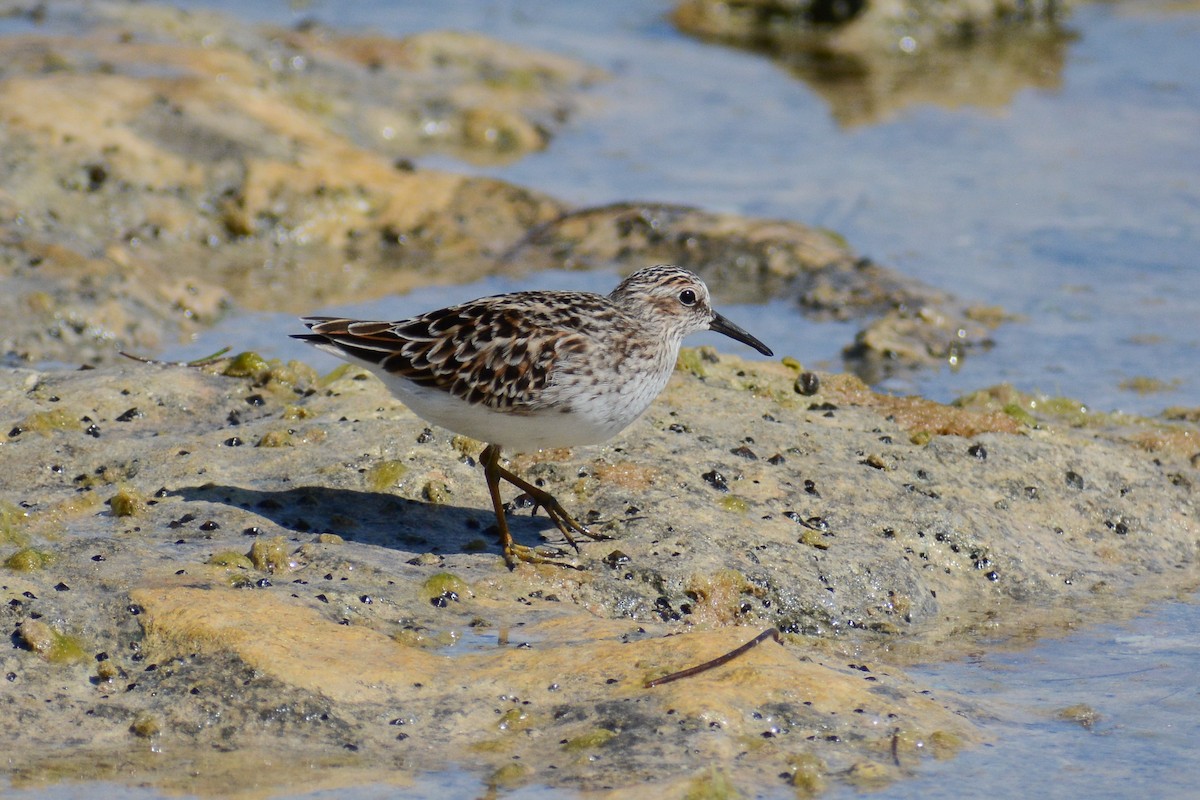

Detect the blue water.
[{"left": 837, "top": 599, "right": 1200, "bottom": 800}]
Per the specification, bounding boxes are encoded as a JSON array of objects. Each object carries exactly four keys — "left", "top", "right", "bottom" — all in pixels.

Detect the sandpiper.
[{"left": 293, "top": 265, "right": 773, "bottom": 567}]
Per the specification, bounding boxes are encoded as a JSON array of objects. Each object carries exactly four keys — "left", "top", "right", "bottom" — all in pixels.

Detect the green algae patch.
[
  {"left": 798, "top": 528, "right": 830, "bottom": 550},
  {"left": 1055, "top": 703, "right": 1101, "bottom": 730},
  {"left": 450, "top": 435, "right": 483, "bottom": 459},
  {"left": 718, "top": 495, "right": 749, "bottom": 513},
  {"left": 12, "top": 407, "right": 76, "bottom": 435},
  {"left": 675, "top": 347, "right": 711, "bottom": 378},
  {"left": 780, "top": 356, "right": 803, "bottom": 372},
  {"left": 928, "top": 729, "right": 965, "bottom": 759},
  {"left": 0, "top": 500, "right": 32, "bottom": 547},
  {"left": 4, "top": 547, "right": 54, "bottom": 571},
  {"left": 1119, "top": 376, "right": 1180, "bottom": 395},
  {"left": 683, "top": 766, "right": 741, "bottom": 800},
  {"left": 248, "top": 536, "right": 294, "bottom": 573},
  {"left": 955, "top": 384, "right": 1093, "bottom": 428},
  {"left": 208, "top": 551, "right": 255, "bottom": 570},
  {"left": 223, "top": 352, "right": 318, "bottom": 393},
  {"left": 909, "top": 429, "right": 933, "bottom": 446},
  {"left": 256, "top": 429, "right": 294, "bottom": 448},
  {"left": 281, "top": 404, "right": 313, "bottom": 420},
  {"left": 422, "top": 480, "right": 449, "bottom": 504},
  {"left": 487, "top": 762, "right": 530, "bottom": 790},
  {"left": 222, "top": 351, "right": 270, "bottom": 379},
  {"left": 561, "top": 728, "right": 616, "bottom": 752},
  {"left": 366, "top": 460, "right": 408, "bottom": 492},
  {"left": 786, "top": 753, "right": 826, "bottom": 795},
  {"left": 496, "top": 707, "right": 533, "bottom": 733},
  {"left": 844, "top": 760, "right": 893, "bottom": 790},
  {"left": 1000, "top": 403, "right": 1037, "bottom": 428},
  {"left": 130, "top": 712, "right": 162, "bottom": 738},
  {"left": 17, "top": 619, "right": 88, "bottom": 664},
  {"left": 421, "top": 572, "right": 470, "bottom": 602},
  {"left": 108, "top": 486, "right": 147, "bottom": 517}
]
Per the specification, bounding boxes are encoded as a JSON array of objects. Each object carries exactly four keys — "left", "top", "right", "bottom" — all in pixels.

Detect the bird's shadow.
[{"left": 168, "top": 483, "right": 563, "bottom": 557}]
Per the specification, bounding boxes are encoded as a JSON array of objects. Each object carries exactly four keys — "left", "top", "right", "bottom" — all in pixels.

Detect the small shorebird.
[{"left": 293, "top": 265, "right": 773, "bottom": 567}]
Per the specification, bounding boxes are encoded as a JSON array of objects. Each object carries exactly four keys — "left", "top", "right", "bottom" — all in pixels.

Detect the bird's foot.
[{"left": 503, "top": 542, "right": 585, "bottom": 571}]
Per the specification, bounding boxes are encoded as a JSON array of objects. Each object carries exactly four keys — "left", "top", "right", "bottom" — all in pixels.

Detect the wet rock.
[
  {"left": 0, "top": 357, "right": 1196, "bottom": 794},
  {"left": 672, "top": 0, "right": 1072, "bottom": 127}
]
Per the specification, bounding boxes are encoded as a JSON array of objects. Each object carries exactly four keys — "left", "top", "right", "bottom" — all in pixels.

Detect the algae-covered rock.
[
  {"left": 248, "top": 536, "right": 294, "bottom": 573},
  {"left": 108, "top": 487, "right": 147, "bottom": 517},
  {"left": 17, "top": 619, "right": 87, "bottom": 663},
  {"left": 4, "top": 547, "right": 54, "bottom": 571}
]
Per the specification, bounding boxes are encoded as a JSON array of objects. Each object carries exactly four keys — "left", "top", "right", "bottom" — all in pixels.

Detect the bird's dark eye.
[{"left": 679, "top": 289, "right": 697, "bottom": 306}]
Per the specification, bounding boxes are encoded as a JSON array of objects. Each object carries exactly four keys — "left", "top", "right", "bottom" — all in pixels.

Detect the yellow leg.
[{"left": 480, "top": 444, "right": 606, "bottom": 568}]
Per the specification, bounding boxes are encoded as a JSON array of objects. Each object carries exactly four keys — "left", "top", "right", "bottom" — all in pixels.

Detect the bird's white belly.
[{"left": 374, "top": 370, "right": 645, "bottom": 450}]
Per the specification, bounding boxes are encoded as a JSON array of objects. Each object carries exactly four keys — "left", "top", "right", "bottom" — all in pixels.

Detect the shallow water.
[
  {"left": 833, "top": 598, "right": 1200, "bottom": 800},
  {"left": 166, "top": 0, "right": 1200, "bottom": 416}
]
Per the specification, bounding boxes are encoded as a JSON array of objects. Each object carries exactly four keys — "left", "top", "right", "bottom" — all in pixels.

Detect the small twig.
[
  {"left": 645, "top": 627, "right": 782, "bottom": 688},
  {"left": 119, "top": 346, "right": 232, "bottom": 368}
]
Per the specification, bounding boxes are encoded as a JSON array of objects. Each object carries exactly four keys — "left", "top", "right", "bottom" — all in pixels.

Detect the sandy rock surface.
[{"left": 2, "top": 353, "right": 1196, "bottom": 795}]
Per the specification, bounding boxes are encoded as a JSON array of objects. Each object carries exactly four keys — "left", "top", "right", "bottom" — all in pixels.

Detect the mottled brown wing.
[{"left": 296, "top": 292, "right": 605, "bottom": 410}]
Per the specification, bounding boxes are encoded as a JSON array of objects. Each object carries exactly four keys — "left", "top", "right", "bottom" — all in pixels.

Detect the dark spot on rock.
[
  {"left": 224, "top": 436, "right": 243, "bottom": 447},
  {"left": 668, "top": 422, "right": 688, "bottom": 434},
  {"left": 794, "top": 371, "right": 821, "bottom": 396},
  {"left": 416, "top": 427, "right": 434, "bottom": 443},
  {"left": 54, "top": 583, "right": 69, "bottom": 592},
  {"left": 986, "top": 571, "right": 1000, "bottom": 581},
  {"left": 603, "top": 550, "right": 630, "bottom": 567},
  {"left": 85, "top": 163, "right": 108, "bottom": 190},
  {"left": 85, "top": 424, "right": 101, "bottom": 438},
  {"left": 115, "top": 408, "right": 142, "bottom": 422},
  {"left": 767, "top": 453, "right": 785, "bottom": 465},
  {"left": 967, "top": 443, "right": 987, "bottom": 460},
  {"left": 1065, "top": 470, "right": 1084, "bottom": 490},
  {"left": 316, "top": 594, "right": 329, "bottom": 604},
  {"left": 199, "top": 520, "right": 220, "bottom": 531},
  {"left": 245, "top": 394, "right": 265, "bottom": 406},
  {"left": 702, "top": 470, "right": 728, "bottom": 492}
]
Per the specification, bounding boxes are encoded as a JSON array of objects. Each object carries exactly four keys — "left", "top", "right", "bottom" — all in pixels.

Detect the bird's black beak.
[{"left": 709, "top": 312, "right": 773, "bottom": 357}]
